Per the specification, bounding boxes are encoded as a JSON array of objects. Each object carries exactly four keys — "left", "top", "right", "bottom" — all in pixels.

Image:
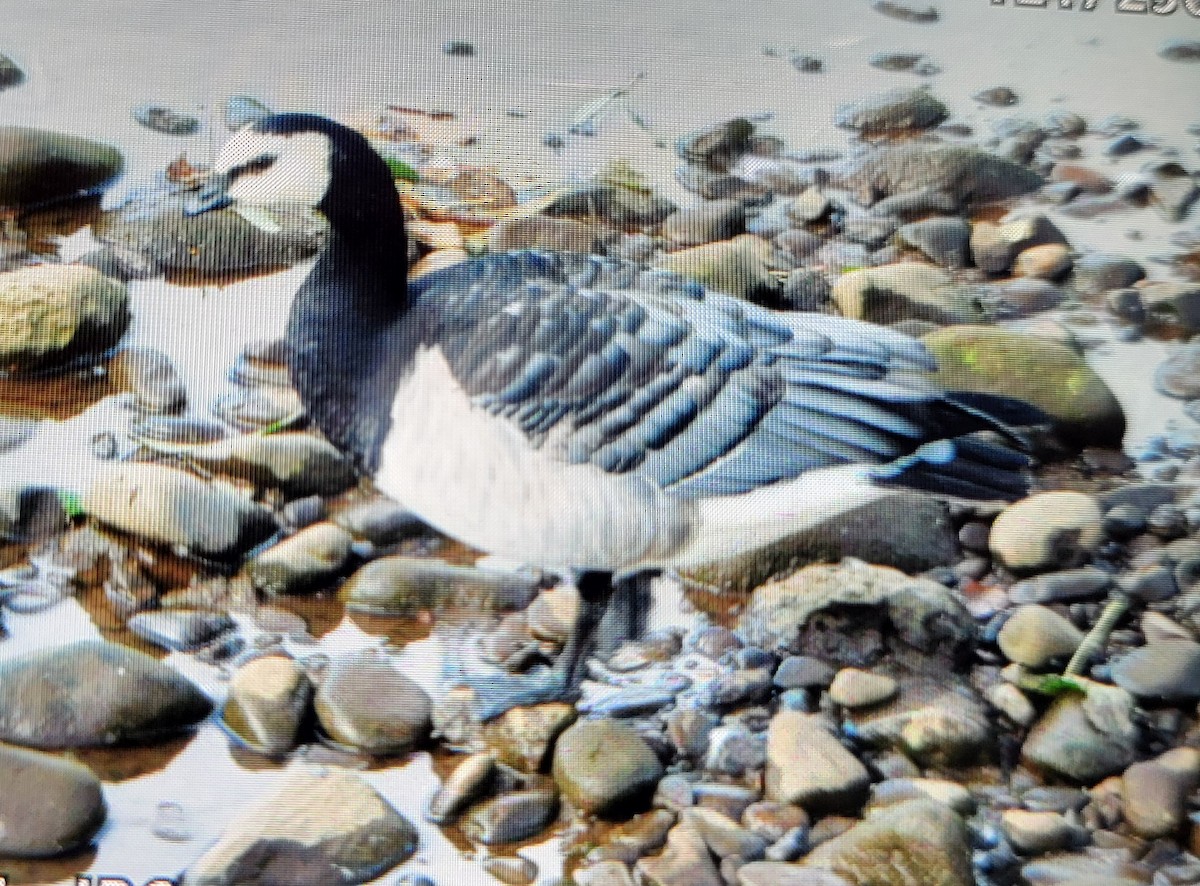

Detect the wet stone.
[
  {"left": 127, "top": 608, "right": 235, "bottom": 652},
  {"left": 249, "top": 522, "right": 353, "bottom": 596},
  {"left": 867, "top": 778, "right": 974, "bottom": 816},
  {"left": 314, "top": 648, "right": 432, "bottom": 754},
  {"left": 483, "top": 856, "right": 538, "bottom": 885},
  {"left": 111, "top": 345, "right": 186, "bottom": 413},
  {"left": 553, "top": 720, "right": 664, "bottom": 816},
  {"left": 774, "top": 656, "right": 836, "bottom": 690},
  {"left": 997, "top": 605, "right": 1084, "bottom": 669},
  {"left": 1110, "top": 640, "right": 1200, "bottom": 701},
  {"left": 0, "top": 639, "right": 212, "bottom": 748},
  {"left": 0, "top": 744, "right": 106, "bottom": 858},
  {"left": 637, "top": 818, "right": 723, "bottom": 886},
  {"left": 1122, "top": 747, "right": 1199, "bottom": 839},
  {"left": 221, "top": 655, "right": 312, "bottom": 757},
  {"left": 1009, "top": 568, "right": 1111, "bottom": 605},
  {"left": 334, "top": 500, "right": 426, "bottom": 546},
  {"left": 677, "top": 118, "right": 755, "bottom": 173},
  {"left": 1072, "top": 253, "right": 1145, "bottom": 293},
  {"left": 184, "top": 767, "right": 418, "bottom": 885},
  {"left": 463, "top": 782, "right": 560, "bottom": 845}
]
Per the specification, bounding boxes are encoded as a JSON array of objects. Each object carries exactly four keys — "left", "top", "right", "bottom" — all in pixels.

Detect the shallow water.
[{"left": 1, "top": 1, "right": 1199, "bottom": 884}]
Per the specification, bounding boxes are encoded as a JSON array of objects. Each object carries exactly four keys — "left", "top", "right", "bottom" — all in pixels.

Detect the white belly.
[{"left": 373, "top": 346, "right": 696, "bottom": 570}]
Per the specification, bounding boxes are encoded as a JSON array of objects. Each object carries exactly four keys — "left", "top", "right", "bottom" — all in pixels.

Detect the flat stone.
[
  {"left": 836, "top": 144, "right": 1043, "bottom": 207},
  {"left": 656, "top": 235, "right": 783, "bottom": 304},
  {"left": 803, "top": 799, "right": 973, "bottom": 886},
  {"left": 488, "top": 216, "right": 617, "bottom": 254},
  {"left": 739, "top": 863, "right": 852, "bottom": 885},
  {"left": 637, "top": 818, "right": 724, "bottom": 886},
  {"left": 83, "top": 463, "right": 275, "bottom": 560},
  {"left": 997, "top": 605, "right": 1084, "bottom": 668},
  {"left": 0, "top": 743, "right": 106, "bottom": 858},
  {"left": 184, "top": 767, "right": 418, "bottom": 885},
  {"left": 553, "top": 720, "right": 664, "bottom": 816},
  {"left": 662, "top": 200, "right": 747, "bottom": 246},
  {"left": 462, "top": 783, "right": 560, "bottom": 845},
  {"left": 1072, "top": 253, "right": 1144, "bottom": 293},
  {"left": 896, "top": 217, "right": 970, "bottom": 268},
  {"left": 988, "top": 491, "right": 1104, "bottom": 573},
  {"left": 314, "top": 649, "right": 432, "bottom": 754},
  {"left": 765, "top": 712, "right": 870, "bottom": 813},
  {"left": 867, "top": 778, "right": 974, "bottom": 816},
  {"left": 0, "top": 639, "right": 212, "bottom": 748},
  {"left": 127, "top": 609, "right": 235, "bottom": 652},
  {"left": 221, "top": 655, "right": 312, "bottom": 757},
  {"left": 427, "top": 752, "right": 496, "bottom": 824}
]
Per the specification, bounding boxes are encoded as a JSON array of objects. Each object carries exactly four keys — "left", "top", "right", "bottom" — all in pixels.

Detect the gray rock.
[
  {"left": 248, "top": 522, "right": 353, "bottom": 596},
  {"left": 997, "top": 605, "right": 1084, "bottom": 668},
  {"left": 677, "top": 119, "right": 756, "bottom": 172},
  {"left": 739, "top": 863, "right": 852, "bottom": 885},
  {"left": 656, "top": 235, "right": 783, "bottom": 304},
  {"left": 488, "top": 216, "right": 617, "bottom": 254},
  {"left": 1000, "top": 809, "right": 1083, "bottom": 854},
  {"left": 83, "top": 463, "right": 275, "bottom": 559},
  {"left": 128, "top": 609, "right": 235, "bottom": 652},
  {"left": 481, "top": 702, "right": 577, "bottom": 772},
  {"left": 990, "top": 278, "right": 1065, "bottom": 317},
  {"left": 844, "top": 674, "right": 992, "bottom": 765},
  {"left": 314, "top": 648, "right": 432, "bottom": 754},
  {"left": 1021, "top": 682, "right": 1138, "bottom": 782},
  {"left": 221, "top": 655, "right": 312, "bottom": 756},
  {"left": 184, "top": 767, "right": 418, "bottom": 885},
  {"left": 828, "top": 669, "right": 898, "bottom": 708},
  {"left": 1149, "top": 176, "right": 1199, "bottom": 222},
  {"left": 1159, "top": 38, "right": 1200, "bottom": 62},
  {"left": 989, "top": 492, "right": 1103, "bottom": 573},
  {"left": 737, "top": 559, "right": 974, "bottom": 661},
  {"left": 803, "top": 800, "right": 973, "bottom": 886},
  {"left": 112, "top": 346, "right": 186, "bottom": 413},
  {"left": 781, "top": 268, "right": 832, "bottom": 311},
  {"left": 428, "top": 751, "right": 496, "bottom": 823},
  {"left": 871, "top": 1, "right": 940, "bottom": 23},
  {"left": 0, "top": 264, "right": 129, "bottom": 374},
  {"left": 897, "top": 217, "right": 969, "bottom": 268},
  {"left": 553, "top": 720, "right": 664, "bottom": 815},
  {"left": 0, "top": 126, "right": 122, "bottom": 207},
  {"left": 1044, "top": 111, "right": 1087, "bottom": 138},
  {"left": 834, "top": 88, "right": 948, "bottom": 134},
  {"left": 133, "top": 104, "right": 201, "bottom": 135},
  {"left": 546, "top": 182, "right": 676, "bottom": 228},
  {"left": 969, "top": 214, "right": 1067, "bottom": 274},
  {"left": 333, "top": 499, "right": 425, "bottom": 545},
  {"left": 873, "top": 187, "right": 959, "bottom": 217},
  {"left": 683, "top": 806, "right": 767, "bottom": 860},
  {"left": 766, "top": 712, "right": 869, "bottom": 813},
  {"left": 0, "top": 54, "right": 23, "bottom": 90},
  {"left": 868, "top": 51, "right": 938, "bottom": 74},
  {"left": 1111, "top": 640, "right": 1200, "bottom": 701},
  {"left": 0, "top": 639, "right": 211, "bottom": 747},
  {"left": 463, "top": 783, "right": 560, "bottom": 844},
  {"left": 774, "top": 656, "right": 836, "bottom": 690},
  {"left": 1155, "top": 340, "right": 1200, "bottom": 400},
  {"left": 1072, "top": 253, "right": 1145, "bottom": 293},
  {"left": 662, "top": 200, "right": 746, "bottom": 247},
  {"left": 1122, "top": 747, "right": 1199, "bottom": 838},
  {"left": 686, "top": 489, "right": 955, "bottom": 593},
  {"left": 974, "top": 87, "right": 1019, "bottom": 107},
  {"left": 638, "top": 818, "right": 724, "bottom": 886},
  {"left": 831, "top": 262, "right": 983, "bottom": 325},
  {"left": 1009, "top": 567, "right": 1111, "bottom": 605},
  {"left": 867, "top": 777, "right": 974, "bottom": 816},
  {"left": 340, "top": 556, "right": 539, "bottom": 616},
  {"left": 836, "top": 144, "right": 1044, "bottom": 206},
  {"left": 1143, "top": 283, "right": 1200, "bottom": 333},
  {"left": 483, "top": 855, "right": 538, "bottom": 885},
  {"left": 95, "top": 191, "right": 327, "bottom": 279},
  {"left": 0, "top": 744, "right": 106, "bottom": 858}
]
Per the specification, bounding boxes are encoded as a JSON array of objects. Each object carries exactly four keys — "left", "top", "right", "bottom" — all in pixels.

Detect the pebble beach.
[{"left": 1, "top": 1, "right": 1200, "bottom": 885}]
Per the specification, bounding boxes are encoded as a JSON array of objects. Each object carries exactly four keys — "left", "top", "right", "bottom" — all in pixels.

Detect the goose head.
[{"left": 184, "top": 113, "right": 406, "bottom": 245}]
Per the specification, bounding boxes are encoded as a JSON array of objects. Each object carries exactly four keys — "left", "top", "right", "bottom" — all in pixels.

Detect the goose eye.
[{"left": 230, "top": 154, "right": 277, "bottom": 179}]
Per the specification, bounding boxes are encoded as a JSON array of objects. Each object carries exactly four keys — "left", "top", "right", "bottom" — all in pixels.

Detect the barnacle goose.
[{"left": 186, "top": 113, "right": 1033, "bottom": 715}]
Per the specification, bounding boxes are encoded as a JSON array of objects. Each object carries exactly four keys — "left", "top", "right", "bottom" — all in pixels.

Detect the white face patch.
[{"left": 210, "top": 129, "right": 332, "bottom": 208}]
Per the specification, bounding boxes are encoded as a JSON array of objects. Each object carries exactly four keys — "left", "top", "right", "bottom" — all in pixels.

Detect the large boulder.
[{"left": 0, "top": 126, "right": 122, "bottom": 207}]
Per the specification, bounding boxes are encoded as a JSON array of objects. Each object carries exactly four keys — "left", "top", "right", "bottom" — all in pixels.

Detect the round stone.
[{"left": 989, "top": 492, "right": 1103, "bottom": 573}]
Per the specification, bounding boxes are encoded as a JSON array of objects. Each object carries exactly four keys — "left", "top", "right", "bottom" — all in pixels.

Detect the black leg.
[{"left": 550, "top": 570, "right": 614, "bottom": 690}]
